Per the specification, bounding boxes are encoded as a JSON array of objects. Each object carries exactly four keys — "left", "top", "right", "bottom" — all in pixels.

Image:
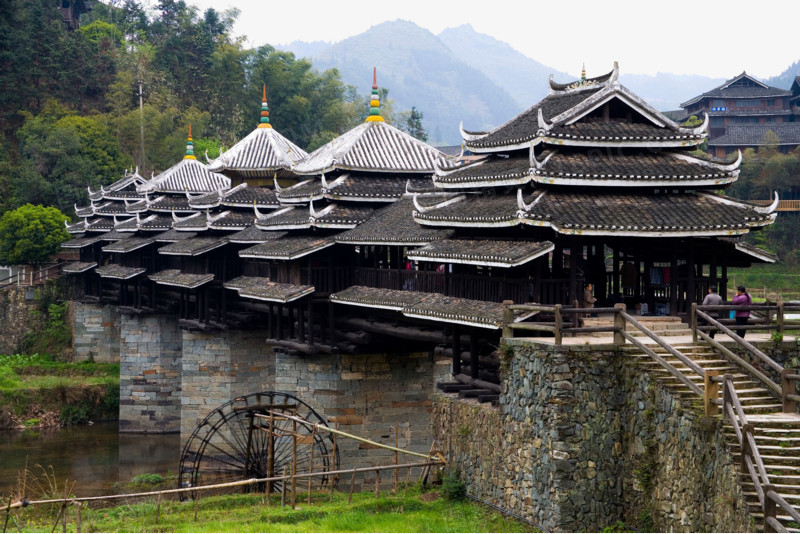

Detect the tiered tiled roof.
[
  {"left": 681, "top": 72, "right": 792, "bottom": 107},
  {"left": 62, "top": 261, "right": 97, "bottom": 273},
  {"left": 710, "top": 124, "right": 800, "bottom": 147},
  {"left": 158, "top": 236, "right": 229, "bottom": 256},
  {"left": 239, "top": 235, "right": 336, "bottom": 260},
  {"left": 294, "top": 121, "right": 450, "bottom": 175},
  {"left": 102, "top": 237, "right": 156, "bottom": 254},
  {"left": 407, "top": 239, "right": 554, "bottom": 267},
  {"left": 414, "top": 189, "right": 776, "bottom": 237},
  {"left": 95, "top": 265, "right": 147, "bottom": 280},
  {"left": 331, "top": 286, "right": 511, "bottom": 329},
  {"left": 149, "top": 269, "right": 214, "bottom": 288},
  {"left": 336, "top": 198, "right": 451, "bottom": 245},
  {"left": 224, "top": 276, "right": 314, "bottom": 303},
  {"left": 462, "top": 63, "right": 706, "bottom": 153},
  {"left": 206, "top": 86, "right": 308, "bottom": 179}
]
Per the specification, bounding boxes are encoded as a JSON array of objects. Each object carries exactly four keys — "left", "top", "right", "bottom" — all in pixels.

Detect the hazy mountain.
[
  {"left": 767, "top": 60, "right": 800, "bottom": 89},
  {"left": 280, "top": 40, "right": 332, "bottom": 60},
  {"left": 437, "top": 24, "right": 571, "bottom": 109},
  {"left": 277, "top": 20, "right": 797, "bottom": 144},
  {"left": 280, "top": 20, "right": 523, "bottom": 145},
  {"left": 618, "top": 73, "right": 727, "bottom": 111}
]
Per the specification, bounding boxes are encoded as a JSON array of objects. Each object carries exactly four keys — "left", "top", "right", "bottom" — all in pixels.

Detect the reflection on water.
[{"left": 0, "top": 423, "right": 180, "bottom": 499}]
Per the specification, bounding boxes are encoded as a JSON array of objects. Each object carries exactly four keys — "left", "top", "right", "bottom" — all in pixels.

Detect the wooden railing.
[
  {"left": 693, "top": 303, "right": 800, "bottom": 414},
  {"left": 0, "top": 262, "right": 64, "bottom": 291},
  {"left": 503, "top": 300, "right": 800, "bottom": 531},
  {"left": 751, "top": 199, "right": 800, "bottom": 212},
  {"left": 501, "top": 303, "right": 708, "bottom": 400},
  {"left": 720, "top": 374, "right": 800, "bottom": 532}
]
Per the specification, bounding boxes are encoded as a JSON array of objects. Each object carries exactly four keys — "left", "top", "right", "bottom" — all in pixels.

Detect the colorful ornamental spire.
[
  {"left": 185, "top": 124, "right": 196, "bottom": 160},
  {"left": 258, "top": 84, "right": 272, "bottom": 129},
  {"left": 365, "top": 67, "right": 384, "bottom": 123}
]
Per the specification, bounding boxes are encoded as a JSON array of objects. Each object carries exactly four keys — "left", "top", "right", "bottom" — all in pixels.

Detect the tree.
[
  {"left": 15, "top": 107, "right": 131, "bottom": 213},
  {"left": 0, "top": 204, "right": 70, "bottom": 266},
  {"left": 399, "top": 106, "right": 428, "bottom": 142}
]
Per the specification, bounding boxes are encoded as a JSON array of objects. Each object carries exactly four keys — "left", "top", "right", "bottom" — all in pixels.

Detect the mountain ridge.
[{"left": 279, "top": 20, "right": 798, "bottom": 145}]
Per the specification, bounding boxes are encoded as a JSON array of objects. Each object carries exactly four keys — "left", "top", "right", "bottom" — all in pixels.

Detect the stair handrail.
[
  {"left": 695, "top": 306, "right": 800, "bottom": 413},
  {"left": 0, "top": 262, "right": 65, "bottom": 291},
  {"left": 721, "top": 374, "right": 800, "bottom": 531},
  {"left": 503, "top": 303, "right": 708, "bottom": 399}
]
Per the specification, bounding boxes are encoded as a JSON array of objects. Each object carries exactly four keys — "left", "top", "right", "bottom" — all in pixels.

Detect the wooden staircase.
[
  {"left": 624, "top": 341, "right": 800, "bottom": 531},
  {"left": 584, "top": 315, "right": 692, "bottom": 338}
]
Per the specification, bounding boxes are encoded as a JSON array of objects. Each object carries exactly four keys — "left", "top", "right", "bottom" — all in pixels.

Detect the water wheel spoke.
[{"left": 179, "top": 392, "right": 337, "bottom": 501}]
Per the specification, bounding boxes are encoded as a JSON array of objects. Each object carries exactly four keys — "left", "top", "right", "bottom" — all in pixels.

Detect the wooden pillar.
[
  {"left": 669, "top": 251, "right": 678, "bottom": 316},
  {"left": 469, "top": 333, "right": 479, "bottom": 380},
  {"left": 268, "top": 304, "right": 274, "bottom": 339},
  {"left": 721, "top": 257, "right": 728, "bottom": 301},
  {"left": 307, "top": 297, "right": 314, "bottom": 346},
  {"left": 612, "top": 246, "right": 620, "bottom": 297},
  {"left": 288, "top": 304, "right": 295, "bottom": 339},
  {"left": 204, "top": 286, "right": 210, "bottom": 324},
  {"left": 328, "top": 301, "right": 336, "bottom": 345},
  {"left": 276, "top": 304, "right": 283, "bottom": 340},
  {"left": 686, "top": 247, "right": 695, "bottom": 315},
  {"left": 451, "top": 324, "right": 461, "bottom": 376},
  {"left": 297, "top": 301, "right": 305, "bottom": 341},
  {"left": 569, "top": 246, "right": 578, "bottom": 305}
]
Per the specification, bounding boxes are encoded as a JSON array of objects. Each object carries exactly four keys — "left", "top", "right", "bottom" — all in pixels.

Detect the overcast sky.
[{"left": 174, "top": 0, "right": 797, "bottom": 80}]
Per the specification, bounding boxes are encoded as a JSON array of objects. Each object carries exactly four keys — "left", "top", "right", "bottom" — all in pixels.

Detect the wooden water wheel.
[{"left": 178, "top": 391, "right": 338, "bottom": 498}]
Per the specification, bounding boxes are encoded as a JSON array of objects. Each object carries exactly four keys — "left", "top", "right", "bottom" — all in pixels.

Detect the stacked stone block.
[
  {"left": 433, "top": 342, "right": 753, "bottom": 532},
  {"left": 275, "top": 351, "right": 450, "bottom": 491},
  {"left": 72, "top": 302, "right": 120, "bottom": 362},
  {"left": 180, "top": 329, "right": 274, "bottom": 441},
  {"left": 119, "top": 313, "right": 182, "bottom": 433}
]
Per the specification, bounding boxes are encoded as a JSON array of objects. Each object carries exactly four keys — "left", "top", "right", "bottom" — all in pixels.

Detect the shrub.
[{"left": 440, "top": 468, "right": 466, "bottom": 501}]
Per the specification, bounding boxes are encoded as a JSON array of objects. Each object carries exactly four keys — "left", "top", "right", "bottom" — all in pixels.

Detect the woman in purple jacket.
[{"left": 731, "top": 286, "right": 752, "bottom": 338}]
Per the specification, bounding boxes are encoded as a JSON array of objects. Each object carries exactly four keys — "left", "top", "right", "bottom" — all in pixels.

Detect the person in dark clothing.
[
  {"left": 700, "top": 285, "right": 723, "bottom": 339},
  {"left": 731, "top": 286, "right": 752, "bottom": 338}
]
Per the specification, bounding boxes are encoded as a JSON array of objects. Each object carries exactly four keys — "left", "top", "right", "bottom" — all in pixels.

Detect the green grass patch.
[
  {"left": 0, "top": 353, "right": 119, "bottom": 428},
  {"left": 728, "top": 263, "right": 800, "bottom": 300},
  {"left": 8, "top": 488, "right": 536, "bottom": 533}
]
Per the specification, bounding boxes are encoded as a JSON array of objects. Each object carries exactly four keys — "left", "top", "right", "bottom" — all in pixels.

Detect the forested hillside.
[{"left": 0, "top": 0, "right": 376, "bottom": 218}]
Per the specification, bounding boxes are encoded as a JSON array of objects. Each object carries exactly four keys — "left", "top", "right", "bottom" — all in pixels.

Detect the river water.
[{"left": 0, "top": 423, "right": 180, "bottom": 500}]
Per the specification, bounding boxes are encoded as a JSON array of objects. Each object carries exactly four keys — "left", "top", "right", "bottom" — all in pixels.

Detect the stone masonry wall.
[
  {"left": 180, "top": 329, "right": 275, "bottom": 442},
  {"left": 119, "top": 313, "right": 182, "bottom": 433},
  {"left": 0, "top": 286, "right": 45, "bottom": 355},
  {"left": 432, "top": 342, "right": 753, "bottom": 532},
  {"left": 276, "top": 351, "right": 451, "bottom": 491},
  {"left": 72, "top": 302, "right": 120, "bottom": 363}
]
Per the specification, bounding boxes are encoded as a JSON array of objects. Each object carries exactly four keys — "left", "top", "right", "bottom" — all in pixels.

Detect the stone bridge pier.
[{"left": 72, "top": 302, "right": 452, "bottom": 490}]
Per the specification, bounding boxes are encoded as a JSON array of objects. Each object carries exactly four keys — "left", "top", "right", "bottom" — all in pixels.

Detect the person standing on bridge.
[
  {"left": 731, "top": 286, "right": 752, "bottom": 338},
  {"left": 701, "top": 285, "right": 723, "bottom": 339}
]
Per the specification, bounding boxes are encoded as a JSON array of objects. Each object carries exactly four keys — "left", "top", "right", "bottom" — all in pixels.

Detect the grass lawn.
[
  {"left": 6, "top": 488, "right": 538, "bottom": 533},
  {"left": 0, "top": 354, "right": 119, "bottom": 428},
  {"left": 728, "top": 263, "right": 800, "bottom": 301}
]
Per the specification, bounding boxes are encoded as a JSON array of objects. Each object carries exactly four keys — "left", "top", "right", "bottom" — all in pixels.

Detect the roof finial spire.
[
  {"left": 581, "top": 63, "right": 586, "bottom": 81},
  {"left": 258, "top": 84, "right": 272, "bottom": 129},
  {"left": 185, "top": 124, "right": 196, "bottom": 160},
  {"left": 365, "top": 67, "right": 385, "bottom": 123}
]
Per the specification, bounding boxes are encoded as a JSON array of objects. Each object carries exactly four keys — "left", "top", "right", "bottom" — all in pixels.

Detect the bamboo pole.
[
  {"left": 75, "top": 503, "right": 81, "bottom": 533},
  {"left": 291, "top": 412, "right": 297, "bottom": 509},
  {"left": 281, "top": 468, "right": 287, "bottom": 507},
  {"left": 393, "top": 426, "right": 399, "bottom": 494},
  {"left": 6, "top": 461, "right": 445, "bottom": 511},
  {"left": 348, "top": 467, "right": 356, "bottom": 504},
  {"left": 307, "top": 428, "right": 315, "bottom": 505},
  {"left": 256, "top": 412, "right": 431, "bottom": 459}
]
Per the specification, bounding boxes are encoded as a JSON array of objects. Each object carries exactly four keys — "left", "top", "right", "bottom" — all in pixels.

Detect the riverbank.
[
  {"left": 4, "top": 486, "right": 537, "bottom": 532},
  {"left": 0, "top": 353, "right": 119, "bottom": 429}
]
